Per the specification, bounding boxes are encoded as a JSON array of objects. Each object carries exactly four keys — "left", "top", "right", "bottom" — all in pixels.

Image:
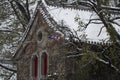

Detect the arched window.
[
  {"left": 41, "top": 52, "right": 48, "bottom": 78},
  {"left": 32, "top": 55, "right": 38, "bottom": 79}
]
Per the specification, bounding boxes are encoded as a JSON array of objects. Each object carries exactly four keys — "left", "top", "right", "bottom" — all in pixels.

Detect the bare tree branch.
[
  {"left": 6, "top": 72, "right": 15, "bottom": 80},
  {"left": 0, "top": 59, "right": 14, "bottom": 64},
  {"left": 96, "top": 57, "right": 120, "bottom": 74},
  {"left": 14, "top": 0, "right": 30, "bottom": 22},
  {"left": 110, "top": 17, "right": 120, "bottom": 21},
  {"left": 8, "top": 0, "right": 26, "bottom": 31},
  {"left": 0, "top": 63, "right": 16, "bottom": 72},
  {"left": 97, "top": 26, "right": 104, "bottom": 36},
  {"left": 26, "top": 0, "right": 30, "bottom": 20}
]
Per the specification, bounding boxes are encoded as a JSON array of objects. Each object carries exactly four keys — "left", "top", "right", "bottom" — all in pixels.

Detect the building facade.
[
  {"left": 13, "top": 1, "right": 69, "bottom": 80},
  {"left": 13, "top": 0, "right": 120, "bottom": 80}
]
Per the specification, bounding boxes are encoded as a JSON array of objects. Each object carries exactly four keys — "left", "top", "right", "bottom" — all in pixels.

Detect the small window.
[{"left": 37, "top": 31, "right": 42, "bottom": 41}]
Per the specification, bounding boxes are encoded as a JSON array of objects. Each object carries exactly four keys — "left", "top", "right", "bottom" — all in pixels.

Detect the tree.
[
  {"left": 0, "top": 0, "right": 36, "bottom": 79},
  {"left": 1, "top": 0, "right": 120, "bottom": 80}
]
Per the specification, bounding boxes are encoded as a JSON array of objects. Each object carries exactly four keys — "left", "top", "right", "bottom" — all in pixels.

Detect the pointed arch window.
[
  {"left": 32, "top": 55, "right": 38, "bottom": 79},
  {"left": 41, "top": 52, "right": 48, "bottom": 78}
]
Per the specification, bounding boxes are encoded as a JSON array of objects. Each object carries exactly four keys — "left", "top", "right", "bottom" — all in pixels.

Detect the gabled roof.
[{"left": 13, "top": 0, "right": 120, "bottom": 59}]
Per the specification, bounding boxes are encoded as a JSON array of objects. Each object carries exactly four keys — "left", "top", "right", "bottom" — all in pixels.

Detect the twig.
[{"left": 0, "top": 63, "right": 17, "bottom": 72}]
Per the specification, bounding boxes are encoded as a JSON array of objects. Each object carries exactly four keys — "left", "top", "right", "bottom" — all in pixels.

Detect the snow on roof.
[
  {"left": 42, "top": 0, "right": 111, "bottom": 42},
  {"left": 17, "top": 0, "right": 120, "bottom": 46}
]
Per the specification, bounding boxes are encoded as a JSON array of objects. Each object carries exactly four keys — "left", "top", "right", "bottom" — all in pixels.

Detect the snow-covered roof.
[
  {"left": 47, "top": 7, "right": 109, "bottom": 41},
  {"left": 42, "top": 0, "right": 112, "bottom": 43},
  {"left": 41, "top": 0, "right": 120, "bottom": 43},
  {"left": 14, "top": 0, "right": 120, "bottom": 58},
  {"left": 16, "top": 0, "right": 120, "bottom": 48}
]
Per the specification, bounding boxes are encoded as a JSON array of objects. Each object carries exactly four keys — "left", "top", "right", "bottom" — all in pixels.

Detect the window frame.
[{"left": 39, "top": 51, "right": 48, "bottom": 79}]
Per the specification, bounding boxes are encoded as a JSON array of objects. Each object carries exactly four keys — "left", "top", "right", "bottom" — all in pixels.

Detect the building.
[{"left": 13, "top": 0, "right": 120, "bottom": 80}]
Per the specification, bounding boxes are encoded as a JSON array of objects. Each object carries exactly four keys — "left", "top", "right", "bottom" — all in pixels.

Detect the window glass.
[{"left": 32, "top": 55, "right": 38, "bottom": 79}]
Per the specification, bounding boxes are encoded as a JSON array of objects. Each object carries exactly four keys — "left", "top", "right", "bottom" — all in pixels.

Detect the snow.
[
  {"left": 19, "top": 0, "right": 120, "bottom": 44},
  {"left": 67, "top": 0, "right": 77, "bottom": 4},
  {"left": 29, "top": 0, "right": 38, "bottom": 17},
  {"left": 42, "top": 0, "right": 110, "bottom": 42},
  {"left": 0, "top": 15, "right": 15, "bottom": 30}
]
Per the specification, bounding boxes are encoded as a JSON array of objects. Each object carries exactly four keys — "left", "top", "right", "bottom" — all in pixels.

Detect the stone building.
[
  {"left": 13, "top": 1, "right": 68, "bottom": 80},
  {"left": 13, "top": 0, "right": 120, "bottom": 80}
]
